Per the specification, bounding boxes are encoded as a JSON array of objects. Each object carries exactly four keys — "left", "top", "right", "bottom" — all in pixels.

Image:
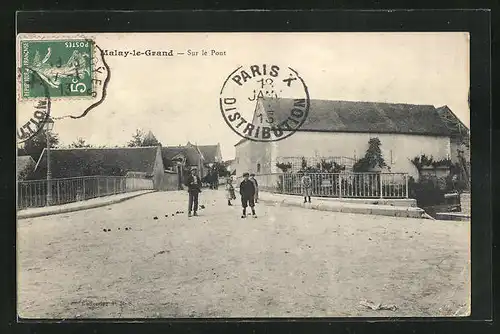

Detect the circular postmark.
[
  {"left": 219, "top": 64, "right": 310, "bottom": 142},
  {"left": 17, "top": 68, "right": 51, "bottom": 144}
]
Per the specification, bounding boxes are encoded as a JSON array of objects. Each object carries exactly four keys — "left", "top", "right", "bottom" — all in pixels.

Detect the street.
[{"left": 17, "top": 189, "right": 470, "bottom": 318}]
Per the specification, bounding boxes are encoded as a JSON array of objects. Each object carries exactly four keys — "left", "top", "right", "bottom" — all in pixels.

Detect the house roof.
[
  {"left": 17, "top": 156, "right": 35, "bottom": 175},
  {"left": 197, "top": 144, "right": 220, "bottom": 163},
  {"left": 436, "top": 105, "right": 470, "bottom": 137},
  {"left": 32, "top": 147, "right": 160, "bottom": 179},
  {"left": 161, "top": 145, "right": 203, "bottom": 167},
  {"left": 235, "top": 98, "right": 453, "bottom": 146}
]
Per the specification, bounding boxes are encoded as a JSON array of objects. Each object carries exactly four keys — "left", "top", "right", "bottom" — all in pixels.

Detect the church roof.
[{"left": 235, "top": 98, "right": 453, "bottom": 146}]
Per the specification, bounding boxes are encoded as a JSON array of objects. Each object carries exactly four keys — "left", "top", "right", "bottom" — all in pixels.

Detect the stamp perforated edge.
[{"left": 16, "top": 33, "right": 102, "bottom": 102}]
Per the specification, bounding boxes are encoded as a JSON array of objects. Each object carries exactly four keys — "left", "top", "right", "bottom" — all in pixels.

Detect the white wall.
[
  {"left": 234, "top": 140, "right": 274, "bottom": 177},
  {"left": 234, "top": 131, "right": 451, "bottom": 180},
  {"left": 274, "top": 132, "right": 451, "bottom": 180}
]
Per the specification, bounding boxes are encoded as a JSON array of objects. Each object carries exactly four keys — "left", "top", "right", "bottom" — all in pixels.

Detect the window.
[{"left": 257, "top": 163, "right": 261, "bottom": 173}]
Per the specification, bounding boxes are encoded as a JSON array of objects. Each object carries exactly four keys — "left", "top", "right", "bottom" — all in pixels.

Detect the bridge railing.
[
  {"left": 236, "top": 172, "right": 408, "bottom": 199},
  {"left": 17, "top": 176, "right": 154, "bottom": 210}
]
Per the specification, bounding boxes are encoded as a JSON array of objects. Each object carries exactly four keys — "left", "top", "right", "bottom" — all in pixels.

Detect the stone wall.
[{"left": 460, "top": 192, "right": 470, "bottom": 216}]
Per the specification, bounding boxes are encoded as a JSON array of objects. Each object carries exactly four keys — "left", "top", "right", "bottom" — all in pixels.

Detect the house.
[
  {"left": 161, "top": 142, "right": 224, "bottom": 178},
  {"left": 234, "top": 98, "right": 461, "bottom": 180},
  {"left": 197, "top": 144, "right": 223, "bottom": 166},
  {"left": 161, "top": 142, "right": 206, "bottom": 189},
  {"left": 17, "top": 156, "right": 36, "bottom": 181},
  {"left": 436, "top": 105, "right": 470, "bottom": 163},
  {"left": 162, "top": 143, "right": 204, "bottom": 173},
  {"left": 31, "top": 146, "right": 165, "bottom": 190}
]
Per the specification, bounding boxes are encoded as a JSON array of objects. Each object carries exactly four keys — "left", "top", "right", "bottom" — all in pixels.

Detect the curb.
[
  {"left": 18, "top": 191, "right": 155, "bottom": 220},
  {"left": 434, "top": 212, "right": 471, "bottom": 222},
  {"left": 259, "top": 197, "right": 428, "bottom": 219}
]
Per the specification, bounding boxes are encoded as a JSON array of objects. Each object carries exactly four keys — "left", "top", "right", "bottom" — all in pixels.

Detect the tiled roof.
[
  {"left": 262, "top": 98, "right": 452, "bottom": 135},
  {"left": 436, "top": 105, "right": 470, "bottom": 137},
  {"left": 197, "top": 145, "right": 220, "bottom": 163},
  {"left": 17, "top": 156, "right": 35, "bottom": 176},
  {"left": 161, "top": 145, "right": 203, "bottom": 167},
  {"left": 32, "top": 147, "right": 160, "bottom": 179},
  {"left": 235, "top": 98, "right": 453, "bottom": 146}
]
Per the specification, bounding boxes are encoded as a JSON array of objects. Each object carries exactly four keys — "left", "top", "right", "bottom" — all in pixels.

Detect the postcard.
[{"left": 16, "top": 31, "right": 470, "bottom": 318}]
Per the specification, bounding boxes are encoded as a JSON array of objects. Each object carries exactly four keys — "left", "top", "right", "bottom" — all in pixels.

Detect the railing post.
[
  {"left": 379, "top": 173, "right": 383, "bottom": 199},
  {"left": 338, "top": 173, "right": 342, "bottom": 198},
  {"left": 405, "top": 174, "right": 409, "bottom": 198},
  {"left": 95, "top": 177, "right": 99, "bottom": 197},
  {"left": 56, "top": 180, "right": 60, "bottom": 205},
  {"left": 82, "top": 178, "right": 86, "bottom": 200}
]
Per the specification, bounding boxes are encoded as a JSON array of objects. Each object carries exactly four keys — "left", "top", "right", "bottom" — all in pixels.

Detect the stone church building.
[{"left": 234, "top": 98, "right": 469, "bottom": 181}]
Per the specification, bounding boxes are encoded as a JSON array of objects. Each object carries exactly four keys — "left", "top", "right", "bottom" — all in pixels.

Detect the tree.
[
  {"left": 127, "top": 129, "right": 144, "bottom": 147},
  {"left": 127, "top": 129, "right": 162, "bottom": 147},
  {"left": 353, "top": 137, "right": 387, "bottom": 173},
  {"left": 18, "top": 129, "right": 60, "bottom": 162},
  {"left": 301, "top": 157, "right": 308, "bottom": 170},
  {"left": 70, "top": 137, "right": 92, "bottom": 148},
  {"left": 142, "top": 131, "right": 162, "bottom": 147},
  {"left": 211, "top": 161, "right": 230, "bottom": 177}
]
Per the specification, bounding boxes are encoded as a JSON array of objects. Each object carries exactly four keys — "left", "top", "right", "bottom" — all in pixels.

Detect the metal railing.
[
  {"left": 277, "top": 156, "right": 357, "bottom": 172},
  {"left": 17, "top": 176, "right": 154, "bottom": 210},
  {"left": 237, "top": 172, "right": 408, "bottom": 199}
]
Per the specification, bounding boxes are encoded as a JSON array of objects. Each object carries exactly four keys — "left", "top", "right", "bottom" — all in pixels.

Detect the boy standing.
[
  {"left": 249, "top": 173, "right": 259, "bottom": 203},
  {"left": 186, "top": 167, "right": 202, "bottom": 217},
  {"left": 301, "top": 171, "right": 312, "bottom": 203},
  {"left": 239, "top": 172, "right": 257, "bottom": 218}
]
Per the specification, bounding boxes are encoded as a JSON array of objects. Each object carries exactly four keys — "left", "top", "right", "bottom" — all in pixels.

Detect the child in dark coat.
[
  {"left": 186, "top": 167, "right": 202, "bottom": 217},
  {"left": 239, "top": 172, "right": 257, "bottom": 218}
]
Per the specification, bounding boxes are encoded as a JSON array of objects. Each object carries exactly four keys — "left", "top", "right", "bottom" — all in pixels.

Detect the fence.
[
  {"left": 17, "top": 176, "right": 154, "bottom": 210},
  {"left": 277, "top": 156, "right": 357, "bottom": 172},
  {"left": 238, "top": 172, "right": 408, "bottom": 199}
]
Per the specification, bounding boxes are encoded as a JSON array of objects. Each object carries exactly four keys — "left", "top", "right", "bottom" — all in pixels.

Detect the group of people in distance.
[
  {"left": 184, "top": 166, "right": 260, "bottom": 219},
  {"left": 185, "top": 166, "right": 313, "bottom": 217}
]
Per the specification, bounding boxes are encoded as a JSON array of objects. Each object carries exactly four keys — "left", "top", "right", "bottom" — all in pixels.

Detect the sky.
[{"left": 19, "top": 32, "right": 470, "bottom": 160}]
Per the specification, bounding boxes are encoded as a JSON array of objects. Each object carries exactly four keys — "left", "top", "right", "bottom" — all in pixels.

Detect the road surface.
[{"left": 17, "top": 189, "right": 470, "bottom": 318}]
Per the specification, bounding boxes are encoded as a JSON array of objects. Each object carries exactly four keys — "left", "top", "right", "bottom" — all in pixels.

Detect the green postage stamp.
[{"left": 20, "top": 39, "right": 94, "bottom": 98}]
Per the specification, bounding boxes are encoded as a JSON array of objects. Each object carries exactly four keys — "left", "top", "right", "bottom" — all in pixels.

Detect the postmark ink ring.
[
  {"left": 17, "top": 68, "right": 51, "bottom": 144},
  {"left": 219, "top": 64, "right": 310, "bottom": 142}
]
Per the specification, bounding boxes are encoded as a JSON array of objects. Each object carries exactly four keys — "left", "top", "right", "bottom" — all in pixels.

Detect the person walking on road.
[
  {"left": 186, "top": 167, "right": 202, "bottom": 217},
  {"left": 226, "top": 176, "right": 236, "bottom": 206},
  {"left": 239, "top": 172, "right": 257, "bottom": 218},
  {"left": 301, "top": 171, "right": 312, "bottom": 203},
  {"left": 249, "top": 173, "right": 259, "bottom": 203}
]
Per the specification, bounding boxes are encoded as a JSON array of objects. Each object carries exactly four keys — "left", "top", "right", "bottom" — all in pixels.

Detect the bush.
[
  {"left": 408, "top": 176, "right": 445, "bottom": 207},
  {"left": 444, "top": 174, "right": 468, "bottom": 193}
]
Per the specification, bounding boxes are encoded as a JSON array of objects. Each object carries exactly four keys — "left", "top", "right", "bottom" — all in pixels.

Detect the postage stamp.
[
  {"left": 219, "top": 64, "right": 310, "bottom": 142},
  {"left": 20, "top": 39, "right": 94, "bottom": 99},
  {"left": 16, "top": 35, "right": 110, "bottom": 143}
]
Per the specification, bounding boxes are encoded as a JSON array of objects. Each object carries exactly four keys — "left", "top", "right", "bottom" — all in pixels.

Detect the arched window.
[{"left": 257, "top": 163, "right": 261, "bottom": 173}]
